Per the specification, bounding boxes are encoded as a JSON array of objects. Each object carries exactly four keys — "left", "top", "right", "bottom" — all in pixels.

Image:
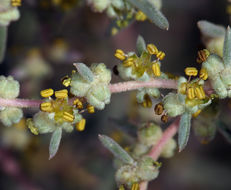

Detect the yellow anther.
[
  {"left": 135, "top": 11, "right": 147, "bottom": 21},
  {"left": 147, "top": 44, "right": 158, "bottom": 55},
  {"left": 154, "top": 103, "right": 164, "bottom": 115},
  {"left": 40, "top": 89, "right": 54, "bottom": 98},
  {"left": 142, "top": 94, "right": 152, "bottom": 108},
  {"left": 131, "top": 183, "right": 139, "bottom": 190},
  {"left": 11, "top": 0, "right": 21, "bottom": 6},
  {"left": 123, "top": 57, "right": 134, "bottom": 67},
  {"left": 195, "top": 86, "right": 205, "bottom": 99},
  {"left": 61, "top": 76, "right": 71, "bottom": 87},
  {"left": 63, "top": 112, "right": 74, "bottom": 122},
  {"left": 156, "top": 51, "right": 165, "bottom": 60},
  {"left": 114, "top": 49, "right": 126, "bottom": 61},
  {"left": 187, "top": 87, "right": 195, "bottom": 100},
  {"left": 76, "top": 118, "right": 86, "bottom": 131},
  {"left": 192, "top": 109, "right": 201, "bottom": 118},
  {"left": 40, "top": 102, "right": 53, "bottom": 112},
  {"left": 179, "top": 82, "right": 187, "bottom": 94},
  {"left": 55, "top": 89, "right": 68, "bottom": 99},
  {"left": 152, "top": 62, "right": 161, "bottom": 77},
  {"left": 87, "top": 105, "right": 95, "bottom": 114},
  {"left": 26, "top": 119, "right": 39, "bottom": 135},
  {"left": 185, "top": 67, "right": 198, "bottom": 76},
  {"left": 118, "top": 185, "right": 125, "bottom": 190},
  {"left": 161, "top": 114, "right": 168, "bottom": 123},
  {"left": 199, "top": 86, "right": 206, "bottom": 98},
  {"left": 199, "top": 68, "right": 208, "bottom": 80},
  {"left": 196, "top": 49, "right": 210, "bottom": 64},
  {"left": 73, "top": 98, "right": 83, "bottom": 109}
]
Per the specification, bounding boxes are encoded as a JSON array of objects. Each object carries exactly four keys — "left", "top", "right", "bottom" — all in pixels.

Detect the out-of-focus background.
[{"left": 0, "top": 0, "right": 231, "bottom": 190}]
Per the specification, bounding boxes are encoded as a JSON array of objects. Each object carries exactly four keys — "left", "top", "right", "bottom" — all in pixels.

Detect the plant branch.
[
  {"left": 0, "top": 98, "right": 42, "bottom": 108},
  {"left": 109, "top": 79, "right": 178, "bottom": 93}
]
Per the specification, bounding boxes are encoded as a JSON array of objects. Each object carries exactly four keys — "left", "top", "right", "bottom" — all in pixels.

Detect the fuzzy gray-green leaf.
[
  {"left": 0, "top": 26, "right": 7, "bottom": 63},
  {"left": 223, "top": 26, "right": 231, "bottom": 66},
  {"left": 178, "top": 112, "right": 192, "bottom": 152},
  {"left": 197, "top": 20, "right": 225, "bottom": 38},
  {"left": 126, "top": 0, "right": 169, "bottom": 30},
  {"left": 136, "top": 35, "right": 146, "bottom": 56},
  {"left": 98, "top": 134, "right": 134, "bottom": 164},
  {"left": 73, "top": 63, "right": 94, "bottom": 82},
  {"left": 49, "top": 127, "right": 62, "bottom": 160}
]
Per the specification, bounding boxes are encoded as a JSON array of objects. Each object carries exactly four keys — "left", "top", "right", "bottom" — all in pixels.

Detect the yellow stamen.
[
  {"left": 63, "top": 112, "right": 74, "bottom": 122},
  {"left": 152, "top": 62, "right": 161, "bottom": 77},
  {"left": 142, "top": 94, "right": 152, "bottom": 108},
  {"left": 156, "top": 51, "right": 165, "bottom": 60},
  {"left": 161, "top": 114, "right": 168, "bottom": 123},
  {"left": 114, "top": 49, "right": 126, "bottom": 61},
  {"left": 179, "top": 82, "right": 187, "bottom": 94},
  {"left": 147, "top": 44, "right": 158, "bottom": 55},
  {"left": 185, "top": 67, "right": 198, "bottom": 76},
  {"left": 123, "top": 57, "right": 134, "bottom": 67},
  {"left": 61, "top": 76, "right": 71, "bottom": 87},
  {"left": 196, "top": 49, "right": 210, "bottom": 63},
  {"left": 192, "top": 109, "right": 201, "bottom": 117},
  {"left": 154, "top": 103, "right": 164, "bottom": 115},
  {"left": 40, "top": 89, "right": 54, "bottom": 98},
  {"left": 135, "top": 11, "right": 147, "bottom": 21},
  {"left": 55, "top": 89, "right": 68, "bottom": 99},
  {"left": 87, "top": 105, "right": 95, "bottom": 114},
  {"left": 73, "top": 98, "right": 83, "bottom": 109},
  {"left": 118, "top": 185, "right": 125, "bottom": 190},
  {"left": 11, "top": 0, "right": 21, "bottom": 6},
  {"left": 76, "top": 118, "right": 86, "bottom": 131},
  {"left": 195, "top": 86, "right": 205, "bottom": 99},
  {"left": 199, "top": 86, "right": 206, "bottom": 98},
  {"left": 40, "top": 102, "right": 53, "bottom": 112},
  {"left": 187, "top": 87, "right": 195, "bottom": 99},
  {"left": 199, "top": 68, "right": 208, "bottom": 80},
  {"left": 131, "top": 183, "right": 139, "bottom": 190},
  {"left": 26, "top": 119, "right": 39, "bottom": 135}
]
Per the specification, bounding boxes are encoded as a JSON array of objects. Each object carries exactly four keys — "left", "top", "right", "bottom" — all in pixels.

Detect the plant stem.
[
  {"left": 109, "top": 79, "right": 177, "bottom": 93},
  {"left": 148, "top": 118, "right": 180, "bottom": 160},
  {"left": 0, "top": 79, "right": 177, "bottom": 108},
  {"left": 139, "top": 119, "right": 180, "bottom": 190}
]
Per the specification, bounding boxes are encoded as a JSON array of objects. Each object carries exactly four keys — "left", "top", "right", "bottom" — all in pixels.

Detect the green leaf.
[
  {"left": 73, "top": 63, "right": 94, "bottom": 82},
  {"left": 0, "top": 26, "right": 7, "bottom": 63},
  {"left": 197, "top": 20, "right": 225, "bottom": 38},
  {"left": 136, "top": 35, "right": 146, "bottom": 56},
  {"left": 217, "top": 121, "right": 231, "bottom": 144},
  {"left": 49, "top": 127, "right": 62, "bottom": 160},
  {"left": 126, "top": 0, "right": 169, "bottom": 30},
  {"left": 178, "top": 112, "right": 192, "bottom": 152},
  {"left": 223, "top": 26, "right": 231, "bottom": 66},
  {"left": 98, "top": 134, "right": 135, "bottom": 164}
]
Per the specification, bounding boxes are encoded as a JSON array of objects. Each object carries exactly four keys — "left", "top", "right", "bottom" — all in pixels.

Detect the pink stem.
[
  {"left": 140, "top": 181, "right": 148, "bottom": 190},
  {"left": 109, "top": 79, "right": 177, "bottom": 93},
  {"left": 0, "top": 98, "right": 42, "bottom": 108},
  {"left": 149, "top": 118, "right": 180, "bottom": 161}
]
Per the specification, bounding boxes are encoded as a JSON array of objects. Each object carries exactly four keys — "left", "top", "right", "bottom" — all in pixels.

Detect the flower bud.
[
  {"left": 0, "top": 75, "right": 20, "bottom": 99},
  {"left": 160, "top": 138, "right": 177, "bottom": 158},
  {"left": 0, "top": 107, "right": 23, "bottom": 126}
]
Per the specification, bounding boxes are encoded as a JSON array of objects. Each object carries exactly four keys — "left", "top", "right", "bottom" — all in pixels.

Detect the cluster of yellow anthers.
[
  {"left": 114, "top": 43, "right": 165, "bottom": 77},
  {"left": 119, "top": 183, "right": 139, "bottom": 190},
  {"left": 39, "top": 88, "right": 95, "bottom": 132},
  {"left": 11, "top": 0, "right": 21, "bottom": 7},
  {"left": 154, "top": 102, "right": 168, "bottom": 123},
  {"left": 135, "top": 11, "right": 147, "bottom": 21}
]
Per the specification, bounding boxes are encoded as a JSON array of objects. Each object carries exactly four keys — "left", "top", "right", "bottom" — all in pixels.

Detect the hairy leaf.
[
  {"left": 217, "top": 121, "right": 231, "bottom": 144},
  {"left": 73, "top": 63, "right": 94, "bottom": 82},
  {"left": 178, "top": 112, "right": 192, "bottom": 152},
  {"left": 98, "top": 134, "right": 134, "bottom": 164},
  {"left": 49, "top": 127, "right": 62, "bottom": 160},
  {"left": 0, "top": 26, "right": 7, "bottom": 63},
  {"left": 136, "top": 35, "right": 146, "bottom": 56},
  {"left": 197, "top": 20, "right": 225, "bottom": 38},
  {"left": 223, "top": 26, "right": 231, "bottom": 66},
  {"left": 126, "top": 0, "right": 169, "bottom": 30}
]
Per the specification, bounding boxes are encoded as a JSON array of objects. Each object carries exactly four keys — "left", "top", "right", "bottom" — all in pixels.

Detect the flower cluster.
[{"left": 0, "top": 76, "right": 23, "bottom": 126}]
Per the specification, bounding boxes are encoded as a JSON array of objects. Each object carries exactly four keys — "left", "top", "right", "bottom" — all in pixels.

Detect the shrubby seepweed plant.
[{"left": 1, "top": 0, "right": 231, "bottom": 190}]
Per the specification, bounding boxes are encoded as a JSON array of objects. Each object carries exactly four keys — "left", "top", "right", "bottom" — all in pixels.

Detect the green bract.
[{"left": 70, "top": 63, "right": 112, "bottom": 110}]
